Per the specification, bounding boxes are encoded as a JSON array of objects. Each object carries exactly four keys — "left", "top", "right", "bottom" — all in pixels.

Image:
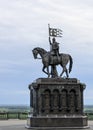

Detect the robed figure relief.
[{"left": 32, "top": 24, "right": 73, "bottom": 78}]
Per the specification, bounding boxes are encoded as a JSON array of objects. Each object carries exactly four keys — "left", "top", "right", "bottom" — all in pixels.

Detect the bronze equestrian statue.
[
  {"left": 32, "top": 25, "right": 73, "bottom": 78},
  {"left": 32, "top": 47, "right": 73, "bottom": 78}
]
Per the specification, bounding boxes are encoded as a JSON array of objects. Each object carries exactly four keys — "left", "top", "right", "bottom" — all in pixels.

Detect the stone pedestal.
[{"left": 26, "top": 78, "right": 89, "bottom": 129}]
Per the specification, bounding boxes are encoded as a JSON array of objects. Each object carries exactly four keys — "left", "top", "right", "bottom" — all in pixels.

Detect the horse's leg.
[
  {"left": 60, "top": 64, "right": 64, "bottom": 77},
  {"left": 66, "top": 68, "right": 69, "bottom": 78},
  {"left": 60, "top": 65, "right": 68, "bottom": 78},
  {"left": 60, "top": 69, "right": 64, "bottom": 77},
  {"left": 42, "top": 66, "right": 50, "bottom": 77},
  {"left": 61, "top": 66, "right": 69, "bottom": 78},
  {"left": 47, "top": 66, "right": 50, "bottom": 78},
  {"left": 42, "top": 66, "right": 48, "bottom": 75}
]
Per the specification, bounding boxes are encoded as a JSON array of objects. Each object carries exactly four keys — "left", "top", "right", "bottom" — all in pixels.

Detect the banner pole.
[{"left": 48, "top": 24, "right": 50, "bottom": 37}]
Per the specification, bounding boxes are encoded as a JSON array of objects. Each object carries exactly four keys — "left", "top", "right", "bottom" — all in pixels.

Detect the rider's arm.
[{"left": 49, "top": 37, "right": 52, "bottom": 45}]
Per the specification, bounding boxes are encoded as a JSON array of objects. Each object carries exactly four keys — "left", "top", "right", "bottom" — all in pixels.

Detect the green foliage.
[{"left": 1, "top": 105, "right": 93, "bottom": 120}]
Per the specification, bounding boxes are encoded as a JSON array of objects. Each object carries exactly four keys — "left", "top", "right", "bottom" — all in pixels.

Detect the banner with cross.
[{"left": 48, "top": 24, "right": 62, "bottom": 37}]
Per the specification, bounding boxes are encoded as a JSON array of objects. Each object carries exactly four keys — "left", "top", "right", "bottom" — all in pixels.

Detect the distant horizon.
[
  {"left": 0, "top": 104, "right": 93, "bottom": 106},
  {"left": 0, "top": 104, "right": 29, "bottom": 106}
]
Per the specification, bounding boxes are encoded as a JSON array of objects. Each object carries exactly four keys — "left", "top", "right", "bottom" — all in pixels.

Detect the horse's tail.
[{"left": 69, "top": 55, "right": 73, "bottom": 73}]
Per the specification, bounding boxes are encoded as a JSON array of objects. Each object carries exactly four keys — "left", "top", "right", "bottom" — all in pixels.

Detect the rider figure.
[
  {"left": 49, "top": 37, "right": 60, "bottom": 58},
  {"left": 49, "top": 37, "right": 59, "bottom": 77}
]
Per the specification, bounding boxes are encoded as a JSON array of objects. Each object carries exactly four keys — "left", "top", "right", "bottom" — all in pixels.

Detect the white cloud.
[{"left": 0, "top": 0, "right": 93, "bottom": 104}]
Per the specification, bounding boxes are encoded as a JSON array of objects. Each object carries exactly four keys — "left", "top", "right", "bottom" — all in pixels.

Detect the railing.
[
  {"left": 85, "top": 112, "right": 93, "bottom": 120},
  {"left": 0, "top": 112, "right": 28, "bottom": 120},
  {"left": 0, "top": 112, "right": 93, "bottom": 120}
]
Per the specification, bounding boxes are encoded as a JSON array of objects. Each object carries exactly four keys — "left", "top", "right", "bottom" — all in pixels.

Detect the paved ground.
[
  {"left": 0, "top": 119, "right": 26, "bottom": 130},
  {"left": 0, "top": 120, "right": 93, "bottom": 130}
]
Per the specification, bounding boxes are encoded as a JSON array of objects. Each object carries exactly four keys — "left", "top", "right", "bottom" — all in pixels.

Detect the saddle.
[{"left": 50, "top": 54, "right": 60, "bottom": 64}]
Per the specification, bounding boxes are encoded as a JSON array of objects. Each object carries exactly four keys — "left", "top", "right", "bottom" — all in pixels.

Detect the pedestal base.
[
  {"left": 26, "top": 78, "right": 89, "bottom": 129},
  {"left": 26, "top": 115, "right": 89, "bottom": 129}
]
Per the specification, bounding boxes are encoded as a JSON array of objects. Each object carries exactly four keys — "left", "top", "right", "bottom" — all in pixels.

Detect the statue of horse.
[{"left": 32, "top": 47, "right": 73, "bottom": 78}]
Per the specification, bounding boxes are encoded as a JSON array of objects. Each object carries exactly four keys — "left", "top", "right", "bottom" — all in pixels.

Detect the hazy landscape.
[
  {"left": 0, "top": 105, "right": 93, "bottom": 120},
  {"left": 0, "top": 105, "right": 30, "bottom": 112},
  {"left": 0, "top": 105, "right": 92, "bottom": 113}
]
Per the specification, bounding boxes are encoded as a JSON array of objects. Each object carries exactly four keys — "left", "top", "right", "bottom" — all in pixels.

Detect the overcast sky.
[{"left": 0, "top": 0, "right": 93, "bottom": 105}]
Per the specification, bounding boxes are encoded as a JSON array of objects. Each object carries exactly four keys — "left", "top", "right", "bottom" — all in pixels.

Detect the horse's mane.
[{"left": 34, "top": 47, "right": 47, "bottom": 54}]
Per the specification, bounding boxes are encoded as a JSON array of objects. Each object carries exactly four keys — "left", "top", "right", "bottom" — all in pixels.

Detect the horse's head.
[
  {"left": 32, "top": 47, "right": 47, "bottom": 59},
  {"left": 32, "top": 48, "right": 38, "bottom": 59}
]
